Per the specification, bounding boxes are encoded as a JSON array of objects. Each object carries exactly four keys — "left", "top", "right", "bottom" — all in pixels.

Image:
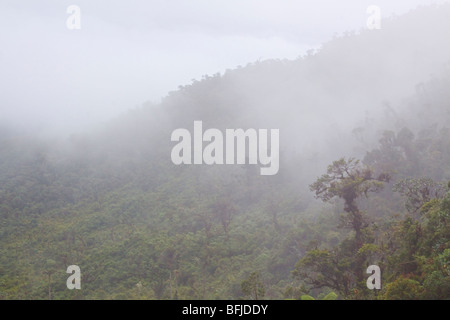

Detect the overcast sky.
[{"left": 0, "top": 0, "right": 447, "bottom": 134}]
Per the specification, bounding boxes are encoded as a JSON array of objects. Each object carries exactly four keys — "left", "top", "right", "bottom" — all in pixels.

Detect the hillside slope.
[{"left": 0, "top": 4, "right": 449, "bottom": 300}]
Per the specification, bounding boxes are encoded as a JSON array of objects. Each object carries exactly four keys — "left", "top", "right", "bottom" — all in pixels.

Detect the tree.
[
  {"left": 211, "top": 197, "right": 236, "bottom": 240},
  {"left": 43, "top": 259, "right": 57, "bottom": 300},
  {"left": 309, "top": 158, "right": 390, "bottom": 249},
  {"left": 241, "top": 272, "right": 265, "bottom": 300},
  {"left": 293, "top": 249, "right": 353, "bottom": 296},
  {"left": 302, "top": 158, "right": 391, "bottom": 294},
  {"left": 393, "top": 178, "right": 447, "bottom": 213},
  {"left": 380, "top": 276, "right": 423, "bottom": 300}
]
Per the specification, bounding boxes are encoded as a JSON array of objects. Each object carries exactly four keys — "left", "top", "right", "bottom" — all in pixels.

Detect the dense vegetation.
[{"left": 1, "top": 4, "right": 449, "bottom": 300}]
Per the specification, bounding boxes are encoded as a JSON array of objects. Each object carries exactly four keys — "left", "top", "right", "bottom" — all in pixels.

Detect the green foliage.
[
  {"left": 302, "top": 158, "right": 390, "bottom": 296},
  {"left": 299, "top": 292, "right": 337, "bottom": 300},
  {"left": 309, "top": 157, "right": 390, "bottom": 248},
  {"left": 293, "top": 249, "right": 353, "bottom": 296},
  {"left": 309, "top": 158, "right": 390, "bottom": 206},
  {"left": 322, "top": 292, "right": 338, "bottom": 300},
  {"left": 241, "top": 272, "right": 265, "bottom": 300},
  {"left": 1, "top": 6, "right": 450, "bottom": 300},
  {"left": 393, "top": 178, "right": 447, "bottom": 213},
  {"left": 381, "top": 277, "right": 423, "bottom": 300}
]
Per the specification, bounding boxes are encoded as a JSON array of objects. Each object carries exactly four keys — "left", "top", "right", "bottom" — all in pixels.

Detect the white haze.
[{"left": 0, "top": 0, "right": 447, "bottom": 136}]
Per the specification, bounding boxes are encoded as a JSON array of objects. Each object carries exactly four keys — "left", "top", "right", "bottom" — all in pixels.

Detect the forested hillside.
[{"left": 1, "top": 4, "right": 449, "bottom": 300}]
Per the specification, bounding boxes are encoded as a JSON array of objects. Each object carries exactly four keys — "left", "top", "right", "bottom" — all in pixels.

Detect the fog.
[
  {"left": 0, "top": 0, "right": 447, "bottom": 135},
  {"left": 2, "top": 1, "right": 450, "bottom": 301}
]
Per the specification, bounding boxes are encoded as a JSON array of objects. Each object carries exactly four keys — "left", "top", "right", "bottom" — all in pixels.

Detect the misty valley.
[{"left": 0, "top": 3, "right": 449, "bottom": 301}]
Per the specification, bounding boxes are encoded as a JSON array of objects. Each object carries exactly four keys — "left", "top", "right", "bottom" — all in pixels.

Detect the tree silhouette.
[
  {"left": 309, "top": 158, "right": 390, "bottom": 284},
  {"left": 310, "top": 158, "right": 390, "bottom": 249}
]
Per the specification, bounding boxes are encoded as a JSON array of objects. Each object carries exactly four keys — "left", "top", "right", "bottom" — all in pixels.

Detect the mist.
[
  {"left": 1, "top": 0, "right": 450, "bottom": 302},
  {"left": 1, "top": 0, "right": 446, "bottom": 136}
]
